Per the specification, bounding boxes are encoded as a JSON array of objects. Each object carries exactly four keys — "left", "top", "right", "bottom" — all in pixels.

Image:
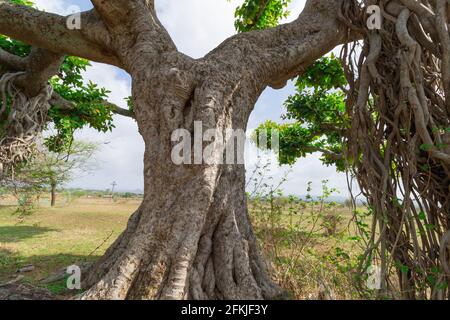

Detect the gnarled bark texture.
[
  {"left": 0, "top": 0, "right": 351, "bottom": 299},
  {"left": 80, "top": 58, "right": 282, "bottom": 299}
]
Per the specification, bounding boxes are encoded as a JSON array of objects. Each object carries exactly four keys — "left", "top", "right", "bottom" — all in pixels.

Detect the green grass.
[{"left": 0, "top": 197, "right": 139, "bottom": 289}]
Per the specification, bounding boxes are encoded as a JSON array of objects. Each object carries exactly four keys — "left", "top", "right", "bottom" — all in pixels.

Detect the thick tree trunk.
[
  {"left": 73, "top": 0, "right": 347, "bottom": 300},
  {"left": 82, "top": 163, "right": 281, "bottom": 299},
  {"left": 81, "top": 61, "right": 283, "bottom": 299}
]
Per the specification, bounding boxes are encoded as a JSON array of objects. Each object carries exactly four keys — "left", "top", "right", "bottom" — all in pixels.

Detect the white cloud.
[
  {"left": 33, "top": 0, "right": 68, "bottom": 13},
  {"left": 245, "top": 145, "right": 349, "bottom": 198},
  {"left": 34, "top": 0, "right": 92, "bottom": 14},
  {"left": 283, "top": 0, "right": 306, "bottom": 23},
  {"left": 71, "top": 64, "right": 141, "bottom": 192},
  {"left": 156, "top": 0, "right": 240, "bottom": 58}
]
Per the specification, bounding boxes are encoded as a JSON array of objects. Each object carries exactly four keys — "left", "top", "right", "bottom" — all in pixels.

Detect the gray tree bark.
[{"left": 0, "top": 0, "right": 353, "bottom": 299}]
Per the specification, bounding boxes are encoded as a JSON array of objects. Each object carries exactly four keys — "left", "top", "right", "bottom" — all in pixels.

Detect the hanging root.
[
  {"left": 0, "top": 72, "right": 53, "bottom": 179},
  {"left": 340, "top": 0, "right": 450, "bottom": 299}
]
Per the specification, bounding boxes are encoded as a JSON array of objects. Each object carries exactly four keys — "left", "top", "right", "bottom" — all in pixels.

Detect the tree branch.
[
  {"left": 0, "top": 48, "right": 63, "bottom": 97},
  {"left": 90, "top": 0, "right": 137, "bottom": 26},
  {"left": 0, "top": 1, "right": 121, "bottom": 67},
  {"left": 103, "top": 101, "right": 135, "bottom": 118},
  {"left": 206, "top": 0, "right": 356, "bottom": 90},
  {"left": 303, "top": 146, "right": 344, "bottom": 162},
  {"left": 90, "top": 0, "right": 156, "bottom": 24},
  {"left": 49, "top": 92, "right": 135, "bottom": 119},
  {"left": 89, "top": 0, "right": 176, "bottom": 73},
  {"left": 16, "top": 48, "right": 64, "bottom": 97},
  {"left": 0, "top": 48, "right": 27, "bottom": 71}
]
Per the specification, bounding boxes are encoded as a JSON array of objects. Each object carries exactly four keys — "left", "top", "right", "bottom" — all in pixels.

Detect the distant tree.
[{"left": 12, "top": 140, "right": 98, "bottom": 206}]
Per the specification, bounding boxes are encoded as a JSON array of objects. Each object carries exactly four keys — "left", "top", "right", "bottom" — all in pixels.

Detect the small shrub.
[{"left": 15, "top": 192, "right": 37, "bottom": 218}]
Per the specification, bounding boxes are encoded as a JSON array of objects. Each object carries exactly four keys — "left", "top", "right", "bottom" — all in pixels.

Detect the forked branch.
[
  {"left": 0, "top": 1, "right": 120, "bottom": 66},
  {"left": 206, "top": 0, "right": 354, "bottom": 90}
]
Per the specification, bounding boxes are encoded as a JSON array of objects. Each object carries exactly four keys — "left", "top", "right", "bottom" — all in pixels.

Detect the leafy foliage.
[
  {"left": 255, "top": 55, "right": 348, "bottom": 170},
  {"left": 0, "top": 36, "right": 30, "bottom": 58},
  {"left": 21, "top": 140, "right": 98, "bottom": 188},
  {"left": 47, "top": 75, "right": 113, "bottom": 152},
  {"left": 231, "top": 1, "right": 349, "bottom": 170},
  {"left": 0, "top": 0, "right": 116, "bottom": 153},
  {"left": 232, "top": 0, "right": 291, "bottom": 32},
  {"left": 4, "top": 140, "right": 98, "bottom": 212}
]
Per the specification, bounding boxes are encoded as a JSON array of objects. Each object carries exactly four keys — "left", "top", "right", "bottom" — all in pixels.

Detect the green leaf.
[
  {"left": 420, "top": 144, "right": 434, "bottom": 151},
  {"left": 418, "top": 211, "right": 426, "bottom": 220},
  {"left": 233, "top": 0, "right": 292, "bottom": 33}
]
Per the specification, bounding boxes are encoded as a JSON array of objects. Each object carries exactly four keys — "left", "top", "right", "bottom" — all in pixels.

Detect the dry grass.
[
  {"left": 0, "top": 195, "right": 368, "bottom": 298},
  {"left": 0, "top": 196, "right": 139, "bottom": 288},
  {"left": 250, "top": 200, "right": 368, "bottom": 299}
]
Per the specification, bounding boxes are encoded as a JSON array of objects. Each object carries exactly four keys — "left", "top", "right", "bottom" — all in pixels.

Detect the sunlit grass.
[{"left": 0, "top": 195, "right": 369, "bottom": 299}]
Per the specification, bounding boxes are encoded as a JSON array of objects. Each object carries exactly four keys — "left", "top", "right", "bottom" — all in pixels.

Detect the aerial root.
[
  {"left": 0, "top": 72, "right": 53, "bottom": 179},
  {"left": 340, "top": 0, "right": 450, "bottom": 299}
]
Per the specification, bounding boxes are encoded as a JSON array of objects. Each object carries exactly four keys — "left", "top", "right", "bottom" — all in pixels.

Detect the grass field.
[
  {"left": 0, "top": 197, "right": 140, "bottom": 293},
  {"left": 0, "top": 195, "right": 366, "bottom": 299}
]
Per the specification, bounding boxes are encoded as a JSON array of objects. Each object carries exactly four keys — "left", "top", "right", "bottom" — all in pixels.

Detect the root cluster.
[
  {"left": 0, "top": 72, "right": 52, "bottom": 179},
  {"left": 341, "top": 0, "right": 450, "bottom": 299}
]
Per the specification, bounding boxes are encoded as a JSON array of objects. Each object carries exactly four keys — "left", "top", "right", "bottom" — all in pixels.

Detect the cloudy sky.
[{"left": 33, "top": 0, "right": 350, "bottom": 197}]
